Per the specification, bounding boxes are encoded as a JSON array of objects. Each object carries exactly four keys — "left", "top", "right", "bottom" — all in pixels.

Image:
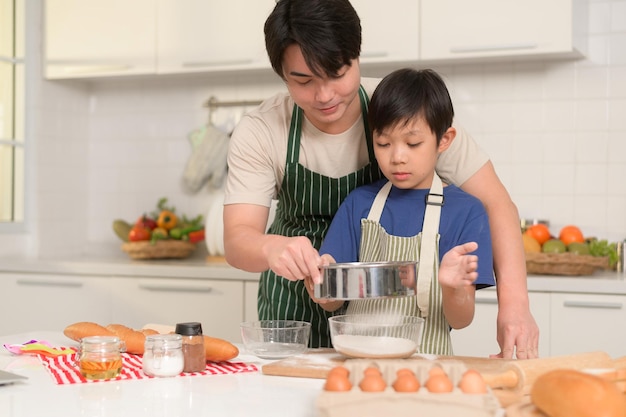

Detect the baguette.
[
  {"left": 63, "top": 322, "right": 115, "bottom": 341},
  {"left": 203, "top": 335, "right": 239, "bottom": 362},
  {"left": 531, "top": 369, "right": 626, "bottom": 417},
  {"left": 105, "top": 324, "right": 149, "bottom": 355}
]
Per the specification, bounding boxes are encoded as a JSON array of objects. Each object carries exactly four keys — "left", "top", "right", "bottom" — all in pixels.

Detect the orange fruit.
[
  {"left": 525, "top": 224, "right": 551, "bottom": 245},
  {"left": 559, "top": 225, "right": 584, "bottom": 246}
]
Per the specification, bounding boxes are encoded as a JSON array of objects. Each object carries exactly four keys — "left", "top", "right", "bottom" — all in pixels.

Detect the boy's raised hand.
[{"left": 438, "top": 242, "right": 479, "bottom": 288}]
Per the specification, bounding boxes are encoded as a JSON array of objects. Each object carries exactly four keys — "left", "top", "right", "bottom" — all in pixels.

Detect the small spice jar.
[
  {"left": 175, "top": 322, "right": 206, "bottom": 373},
  {"left": 142, "top": 334, "right": 184, "bottom": 377},
  {"left": 78, "top": 336, "right": 124, "bottom": 380}
]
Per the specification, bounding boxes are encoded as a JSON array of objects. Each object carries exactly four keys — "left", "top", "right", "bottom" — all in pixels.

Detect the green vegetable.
[
  {"left": 112, "top": 219, "right": 132, "bottom": 242},
  {"left": 150, "top": 227, "right": 169, "bottom": 244},
  {"left": 169, "top": 227, "right": 183, "bottom": 240},
  {"left": 588, "top": 239, "right": 618, "bottom": 268}
]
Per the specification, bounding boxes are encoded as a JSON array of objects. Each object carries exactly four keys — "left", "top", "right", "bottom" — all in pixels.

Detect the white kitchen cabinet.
[
  {"left": 44, "top": 0, "right": 157, "bottom": 79},
  {"left": 550, "top": 293, "right": 626, "bottom": 358},
  {"left": 420, "top": 0, "right": 588, "bottom": 62},
  {"left": 244, "top": 281, "right": 259, "bottom": 323},
  {"left": 0, "top": 273, "right": 111, "bottom": 335},
  {"left": 450, "top": 289, "right": 551, "bottom": 358},
  {"left": 109, "top": 277, "right": 244, "bottom": 342},
  {"left": 351, "top": 0, "right": 420, "bottom": 64},
  {"left": 156, "top": 0, "right": 275, "bottom": 74}
]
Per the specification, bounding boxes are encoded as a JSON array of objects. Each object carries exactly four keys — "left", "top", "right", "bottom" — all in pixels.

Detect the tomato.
[
  {"left": 525, "top": 224, "right": 551, "bottom": 245},
  {"left": 128, "top": 225, "right": 151, "bottom": 241},
  {"left": 187, "top": 229, "right": 205, "bottom": 243},
  {"left": 559, "top": 225, "right": 584, "bottom": 246},
  {"left": 135, "top": 214, "right": 157, "bottom": 230}
]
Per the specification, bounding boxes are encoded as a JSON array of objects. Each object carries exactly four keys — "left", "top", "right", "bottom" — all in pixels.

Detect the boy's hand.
[{"left": 438, "top": 242, "right": 479, "bottom": 289}]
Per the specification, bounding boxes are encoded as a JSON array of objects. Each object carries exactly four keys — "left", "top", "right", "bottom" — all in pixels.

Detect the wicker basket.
[
  {"left": 121, "top": 240, "right": 197, "bottom": 260},
  {"left": 525, "top": 252, "right": 609, "bottom": 276}
]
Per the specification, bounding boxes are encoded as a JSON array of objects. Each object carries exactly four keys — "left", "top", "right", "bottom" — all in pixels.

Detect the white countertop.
[{"left": 0, "top": 331, "right": 324, "bottom": 417}]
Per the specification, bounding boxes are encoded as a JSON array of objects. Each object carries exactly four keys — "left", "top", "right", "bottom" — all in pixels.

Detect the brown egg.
[
  {"left": 327, "top": 366, "right": 350, "bottom": 378},
  {"left": 428, "top": 366, "right": 446, "bottom": 378},
  {"left": 458, "top": 369, "right": 488, "bottom": 394},
  {"left": 362, "top": 366, "right": 382, "bottom": 377},
  {"left": 359, "top": 374, "right": 387, "bottom": 392},
  {"left": 392, "top": 373, "right": 420, "bottom": 392},
  {"left": 396, "top": 368, "right": 415, "bottom": 378},
  {"left": 324, "top": 372, "right": 353, "bottom": 392},
  {"left": 425, "top": 373, "right": 454, "bottom": 393}
]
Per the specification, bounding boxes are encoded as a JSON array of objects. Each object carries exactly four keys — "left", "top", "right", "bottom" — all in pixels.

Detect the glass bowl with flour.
[{"left": 328, "top": 314, "right": 424, "bottom": 359}]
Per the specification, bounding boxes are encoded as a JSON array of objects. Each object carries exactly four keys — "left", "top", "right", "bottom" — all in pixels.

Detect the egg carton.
[{"left": 317, "top": 359, "right": 501, "bottom": 417}]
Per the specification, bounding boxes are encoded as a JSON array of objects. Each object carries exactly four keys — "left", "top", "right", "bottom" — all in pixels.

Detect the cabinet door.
[
  {"left": 0, "top": 273, "right": 111, "bottom": 335},
  {"left": 351, "top": 0, "right": 419, "bottom": 63},
  {"left": 420, "top": 0, "right": 582, "bottom": 61},
  {"left": 550, "top": 293, "right": 626, "bottom": 358},
  {"left": 450, "top": 290, "right": 551, "bottom": 358},
  {"left": 244, "top": 281, "right": 259, "bottom": 323},
  {"left": 156, "top": 0, "right": 275, "bottom": 74},
  {"left": 109, "top": 277, "right": 244, "bottom": 342},
  {"left": 45, "top": 0, "right": 156, "bottom": 78}
]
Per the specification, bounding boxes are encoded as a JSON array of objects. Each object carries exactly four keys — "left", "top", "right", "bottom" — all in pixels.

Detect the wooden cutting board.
[{"left": 262, "top": 350, "right": 614, "bottom": 395}]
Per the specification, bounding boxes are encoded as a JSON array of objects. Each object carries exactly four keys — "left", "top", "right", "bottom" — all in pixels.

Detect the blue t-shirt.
[{"left": 319, "top": 178, "right": 495, "bottom": 288}]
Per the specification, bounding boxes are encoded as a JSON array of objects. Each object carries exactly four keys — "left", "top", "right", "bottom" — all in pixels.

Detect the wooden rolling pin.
[{"left": 478, "top": 351, "right": 614, "bottom": 394}]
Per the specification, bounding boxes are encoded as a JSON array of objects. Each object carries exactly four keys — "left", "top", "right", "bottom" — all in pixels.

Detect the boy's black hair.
[
  {"left": 264, "top": 0, "right": 361, "bottom": 79},
  {"left": 368, "top": 68, "right": 454, "bottom": 143}
]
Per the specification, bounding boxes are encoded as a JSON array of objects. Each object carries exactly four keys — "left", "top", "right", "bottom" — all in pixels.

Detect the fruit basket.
[
  {"left": 121, "top": 240, "right": 197, "bottom": 260},
  {"left": 525, "top": 252, "right": 610, "bottom": 276},
  {"left": 114, "top": 198, "right": 205, "bottom": 260}
]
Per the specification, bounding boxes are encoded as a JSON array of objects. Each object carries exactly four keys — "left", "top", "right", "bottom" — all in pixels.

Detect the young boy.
[{"left": 309, "top": 68, "right": 495, "bottom": 355}]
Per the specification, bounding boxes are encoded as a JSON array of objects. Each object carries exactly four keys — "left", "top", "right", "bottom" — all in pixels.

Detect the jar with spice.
[
  {"left": 175, "top": 322, "right": 206, "bottom": 373},
  {"left": 142, "top": 334, "right": 184, "bottom": 377}
]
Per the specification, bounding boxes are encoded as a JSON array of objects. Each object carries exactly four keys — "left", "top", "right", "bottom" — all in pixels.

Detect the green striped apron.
[
  {"left": 258, "top": 86, "right": 382, "bottom": 348},
  {"left": 346, "top": 173, "right": 453, "bottom": 355}
]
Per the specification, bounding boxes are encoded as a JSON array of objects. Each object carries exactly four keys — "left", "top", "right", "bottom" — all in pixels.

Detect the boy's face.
[
  {"left": 374, "top": 115, "right": 455, "bottom": 190},
  {"left": 281, "top": 44, "right": 362, "bottom": 135}
]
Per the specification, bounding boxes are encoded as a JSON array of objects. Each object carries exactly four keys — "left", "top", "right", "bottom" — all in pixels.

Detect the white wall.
[{"left": 2, "top": 0, "right": 625, "bottom": 258}]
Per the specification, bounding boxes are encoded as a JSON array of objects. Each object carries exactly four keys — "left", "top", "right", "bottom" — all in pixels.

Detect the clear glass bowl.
[
  {"left": 328, "top": 314, "right": 424, "bottom": 359},
  {"left": 240, "top": 320, "right": 311, "bottom": 359}
]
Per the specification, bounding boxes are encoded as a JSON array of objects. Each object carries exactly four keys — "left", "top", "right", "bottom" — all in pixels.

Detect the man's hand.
[{"left": 491, "top": 304, "right": 540, "bottom": 359}]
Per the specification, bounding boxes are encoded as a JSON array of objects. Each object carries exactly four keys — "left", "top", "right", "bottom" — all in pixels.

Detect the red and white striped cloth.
[{"left": 38, "top": 350, "right": 258, "bottom": 385}]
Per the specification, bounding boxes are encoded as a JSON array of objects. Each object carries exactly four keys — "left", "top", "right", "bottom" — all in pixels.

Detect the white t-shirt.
[{"left": 225, "top": 77, "right": 489, "bottom": 208}]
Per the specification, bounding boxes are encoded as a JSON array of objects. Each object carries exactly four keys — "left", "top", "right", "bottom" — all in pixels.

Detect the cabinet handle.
[
  {"left": 475, "top": 297, "right": 498, "bottom": 305},
  {"left": 450, "top": 43, "right": 538, "bottom": 54},
  {"left": 138, "top": 283, "right": 213, "bottom": 293},
  {"left": 16, "top": 278, "right": 83, "bottom": 288},
  {"left": 563, "top": 300, "right": 623, "bottom": 310},
  {"left": 182, "top": 59, "right": 253, "bottom": 68},
  {"left": 360, "top": 51, "right": 389, "bottom": 59}
]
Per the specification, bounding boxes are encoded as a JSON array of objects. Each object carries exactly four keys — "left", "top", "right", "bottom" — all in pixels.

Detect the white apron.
[{"left": 346, "top": 174, "right": 453, "bottom": 355}]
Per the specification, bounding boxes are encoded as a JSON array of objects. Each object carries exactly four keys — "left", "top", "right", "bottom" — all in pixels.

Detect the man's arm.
[
  {"left": 460, "top": 161, "right": 539, "bottom": 359},
  {"left": 223, "top": 203, "right": 323, "bottom": 283}
]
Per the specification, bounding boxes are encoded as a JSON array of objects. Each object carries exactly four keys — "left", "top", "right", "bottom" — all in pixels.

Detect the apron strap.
[
  {"left": 367, "top": 181, "right": 392, "bottom": 220},
  {"left": 416, "top": 173, "right": 444, "bottom": 317}
]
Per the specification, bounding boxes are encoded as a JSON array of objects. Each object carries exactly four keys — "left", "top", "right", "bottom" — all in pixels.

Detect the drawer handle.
[
  {"left": 563, "top": 300, "right": 623, "bottom": 310},
  {"left": 16, "top": 278, "right": 82, "bottom": 288},
  {"left": 475, "top": 297, "right": 498, "bottom": 305},
  {"left": 450, "top": 42, "right": 538, "bottom": 54},
  {"left": 138, "top": 283, "right": 213, "bottom": 293},
  {"left": 182, "top": 59, "right": 253, "bottom": 68}
]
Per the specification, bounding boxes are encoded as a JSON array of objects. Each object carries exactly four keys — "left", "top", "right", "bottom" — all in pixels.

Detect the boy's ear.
[{"left": 438, "top": 127, "right": 456, "bottom": 153}]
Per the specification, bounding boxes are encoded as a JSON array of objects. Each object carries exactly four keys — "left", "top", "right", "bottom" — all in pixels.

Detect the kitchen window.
[{"left": 0, "top": 0, "right": 25, "bottom": 224}]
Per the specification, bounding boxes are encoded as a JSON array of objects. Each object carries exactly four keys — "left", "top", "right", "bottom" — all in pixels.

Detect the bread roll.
[
  {"left": 63, "top": 322, "right": 115, "bottom": 341},
  {"left": 531, "top": 369, "right": 626, "bottom": 417}
]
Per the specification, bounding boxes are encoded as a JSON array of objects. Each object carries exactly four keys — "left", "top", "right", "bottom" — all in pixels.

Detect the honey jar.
[{"left": 78, "top": 336, "right": 124, "bottom": 380}]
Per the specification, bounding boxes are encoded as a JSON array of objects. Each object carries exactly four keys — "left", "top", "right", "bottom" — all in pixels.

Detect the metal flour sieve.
[{"left": 314, "top": 261, "right": 417, "bottom": 300}]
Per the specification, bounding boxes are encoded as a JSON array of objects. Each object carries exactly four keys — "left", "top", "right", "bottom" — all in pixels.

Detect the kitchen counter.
[
  {"left": 0, "top": 255, "right": 623, "bottom": 293},
  {"left": 0, "top": 331, "right": 324, "bottom": 417}
]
